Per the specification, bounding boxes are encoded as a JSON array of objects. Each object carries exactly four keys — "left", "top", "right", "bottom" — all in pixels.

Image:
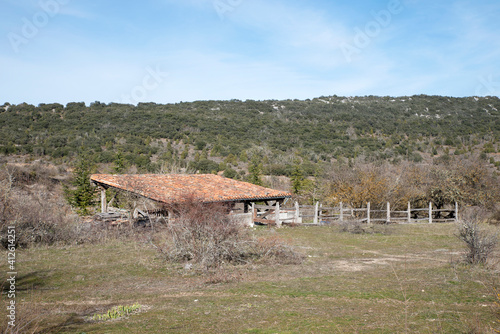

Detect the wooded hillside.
[{"left": 1, "top": 95, "right": 499, "bottom": 176}]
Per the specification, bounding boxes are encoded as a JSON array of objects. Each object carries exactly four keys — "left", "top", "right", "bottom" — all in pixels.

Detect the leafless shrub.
[
  {"left": 0, "top": 166, "right": 15, "bottom": 224},
  {"left": 0, "top": 163, "right": 164, "bottom": 248},
  {"left": 337, "top": 219, "right": 392, "bottom": 235},
  {"left": 4, "top": 162, "right": 62, "bottom": 190},
  {"left": 338, "top": 219, "right": 365, "bottom": 234},
  {"left": 0, "top": 164, "right": 78, "bottom": 248},
  {"left": 254, "top": 235, "right": 304, "bottom": 265},
  {"left": 159, "top": 199, "right": 252, "bottom": 270},
  {"left": 73, "top": 215, "right": 166, "bottom": 245},
  {"left": 156, "top": 198, "right": 303, "bottom": 271},
  {"left": 323, "top": 156, "right": 500, "bottom": 212},
  {"left": 458, "top": 210, "right": 498, "bottom": 265},
  {"left": 488, "top": 206, "right": 500, "bottom": 225}
]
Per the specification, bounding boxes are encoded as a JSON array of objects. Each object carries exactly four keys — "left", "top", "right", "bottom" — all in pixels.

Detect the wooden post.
[
  {"left": 275, "top": 202, "right": 281, "bottom": 228},
  {"left": 244, "top": 202, "right": 252, "bottom": 227},
  {"left": 367, "top": 202, "right": 371, "bottom": 225},
  {"left": 100, "top": 188, "right": 107, "bottom": 213},
  {"left": 295, "top": 201, "right": 300, "bottom": 224},
  {"left": 386, "top": 202, "right": 390, "bottom": 223},
  {"left": 455, "top": 202, "right": 459, "bottom": 222},
  {"left": 107, "top": 193, "right": 116, "bottom": 208},
  {"left": 429, "top": 202, "right": 433, "bottom": 224},
  {"left": 340, "top": 202, "right": 344, "bottom": 222},
  {"left": 319, "top": 203, "right": 323, "bottom": 224},
  {"left": 251, "top": 203, "right": 256, "bottom": 225},
  {"left": 313, "top": 202, "right": 319, "bottom": 225},
  {"left": 407, "top": 202, "right": 411, "bottom": 223}
]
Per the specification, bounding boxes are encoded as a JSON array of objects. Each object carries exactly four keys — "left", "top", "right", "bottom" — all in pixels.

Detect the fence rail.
[
  {"left": 134, "top": 200, "right": 459, "bottom": 228},
  {"left": 254, "top": 201, "right": 459, "bottom": 227},
  {"left": 305, "top": 201, "right": 458, "bottom": 225}
]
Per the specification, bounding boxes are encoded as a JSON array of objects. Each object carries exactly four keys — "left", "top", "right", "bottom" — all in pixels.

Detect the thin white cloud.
[
  {"left": 58, "top": 7, "right": 95, "bottom": 20},
  {"left": 221, "top": 0, "right": 351, "bottom": 65}
]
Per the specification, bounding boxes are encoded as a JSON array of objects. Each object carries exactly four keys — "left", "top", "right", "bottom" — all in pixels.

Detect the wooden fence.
[
  {"left": 252, "top": 201, "right": 459, "bottom": 227},
  {"left": 306, "top": 201, "right": 458, "bottom": 225},
  {"left": 251, "top": 202, "right": 303, "bottom": 227}
]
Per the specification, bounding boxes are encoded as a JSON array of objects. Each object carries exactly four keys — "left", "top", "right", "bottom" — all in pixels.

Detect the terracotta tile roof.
[{"left": 90, "top": 174, "right": 291, "bottom": 204}]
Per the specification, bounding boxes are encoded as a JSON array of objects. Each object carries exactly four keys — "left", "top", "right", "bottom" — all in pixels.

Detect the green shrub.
[{"left": 91, "top": 304, "right": 141, "bottom": 321}]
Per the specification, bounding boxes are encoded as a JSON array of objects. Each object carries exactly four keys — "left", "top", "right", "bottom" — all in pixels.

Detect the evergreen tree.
[
  {"left": 239, "top": 151, "right": 248, "bottom": 163},
  {"left": 290, "top": 160, "right": 305, "bottom": 195},
  {"left": 113, "top": 151, "right": 126, "bottom": 173},
  {"left": 248, "top": 155, "right": 263, "bottom": 186},
  {"left": 64, "top": 154, "right": 97, "bottom": 215}
]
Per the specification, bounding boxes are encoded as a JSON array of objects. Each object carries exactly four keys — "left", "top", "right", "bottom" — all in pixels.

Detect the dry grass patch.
[{"left": 2, "top": 223, "right": 500, "bottom": 333}]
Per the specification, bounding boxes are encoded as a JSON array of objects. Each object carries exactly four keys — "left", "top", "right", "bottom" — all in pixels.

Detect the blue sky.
[{"left": 1, "top": 0, "right": 500, "bottom": 105}]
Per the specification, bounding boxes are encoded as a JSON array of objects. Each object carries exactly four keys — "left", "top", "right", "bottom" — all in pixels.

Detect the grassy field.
[{"left": 2, "top": 223, "right": 500, "bottom": 333}]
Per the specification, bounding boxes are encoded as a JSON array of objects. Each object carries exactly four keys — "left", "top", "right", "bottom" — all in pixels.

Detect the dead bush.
[
  {"left": 2, "top": 162, "right": 62, "bottom": 191},
  {"left": 0, "top": 190, "right": 78, "bottom": 248},
  {"left": 159, "top": 200, "right": 252, "bottom": 269},
  {"left": 0, "top": 164, "right": 78, "bottom": 248},
  {"left": 323, "top": 157, "right": 500, "bottom": 212},
  {"left": 74, "top": 215, "right": 170, "bottom": 245},
  {"left": 254, "top": 235, "right": 304, "bottom": 265},
  {"left": 488, "top": 206, "right": 500, "bottom": 225},
  {"left": 458, "top": 210, "right": 498, "bottom": 265},
  {"left": 0, "top": 163, "right": 164, "bottom": 248},
  {"left": 338, "top": 219, "right": 365, "bottom": 234},
  {"left": 156, "top": 198, "right": 303, "bottom": 271}
]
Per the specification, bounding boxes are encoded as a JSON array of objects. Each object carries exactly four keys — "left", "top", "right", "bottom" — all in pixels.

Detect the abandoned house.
[{"left": 90, "top": 174, "right": 293, "bottom": 226}]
